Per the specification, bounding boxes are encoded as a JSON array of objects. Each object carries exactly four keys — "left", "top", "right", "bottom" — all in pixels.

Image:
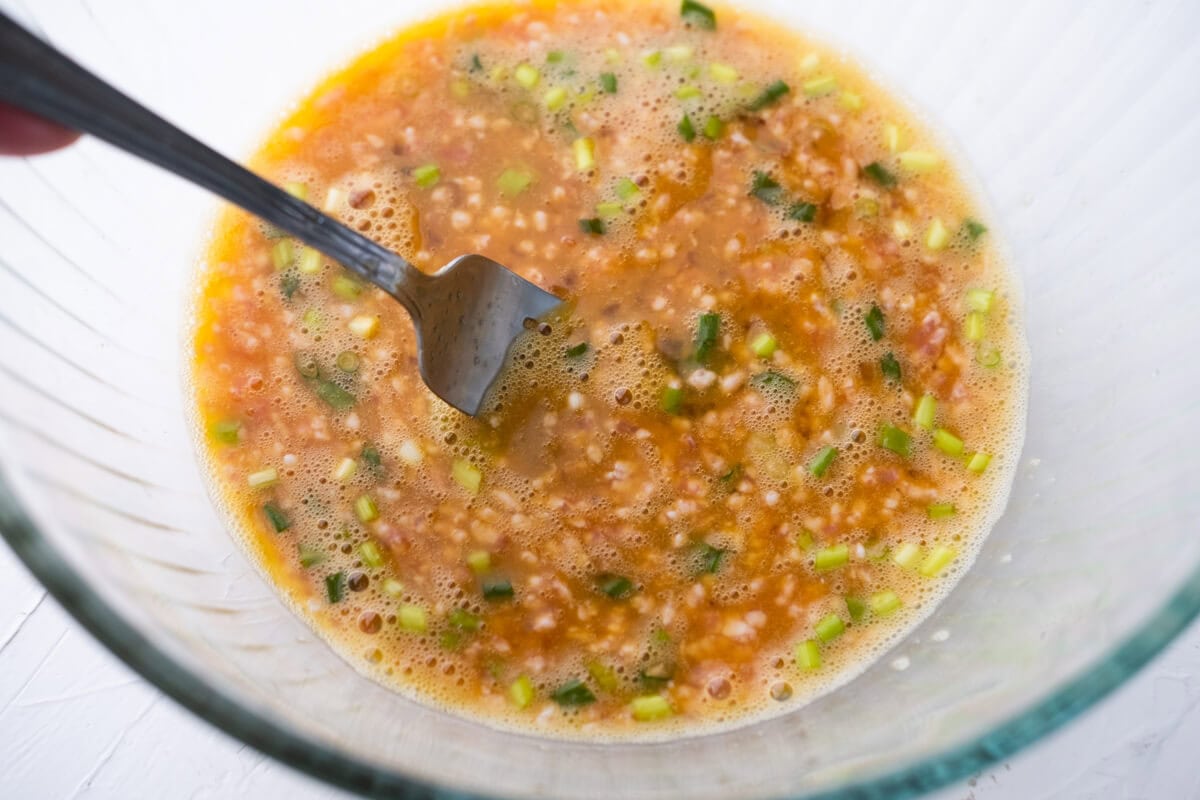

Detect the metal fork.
[{"left": 0, "top": 11, "right": 562, "bottom": 416}]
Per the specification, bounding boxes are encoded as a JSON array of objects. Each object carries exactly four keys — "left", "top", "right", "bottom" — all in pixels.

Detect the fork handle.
[{"left": 0, "top": 10, "right": 427, "bottom": 317}]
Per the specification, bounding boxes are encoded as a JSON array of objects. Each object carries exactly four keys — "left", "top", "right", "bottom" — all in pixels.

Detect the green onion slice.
[
  {"left": 552, "top": 678, "right": 596, "bottom": 706},
  {"left": 865, "top": 304, "right": 885, "bottom": 341},
  {"left": 680, "top": 0, "right": 717, "bottom": 30}
]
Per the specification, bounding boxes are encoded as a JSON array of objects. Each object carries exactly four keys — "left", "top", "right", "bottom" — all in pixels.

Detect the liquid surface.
[{"left": 191, "top": 0, "right": 1027, "bottom": 738}]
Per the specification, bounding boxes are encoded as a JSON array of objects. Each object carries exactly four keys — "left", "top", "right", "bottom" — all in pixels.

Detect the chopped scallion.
[
  {"left": 788, "top": 202, "right": 817, "bottom": 222},
  {"left": 578, "top": 217, "right": 606, "bottom": 235},
  {"left": 879, "top": 352, "right": 901, "bottom": 382},
  {"left": 878, "top": 424, "right": 912, "bottom": 458},
  {"left": 750, "top": 370, "right": 796, "bottom": 392},
  {"left": 808, "top": 446, "right": 838, "bottom": 478},
  {"left": 963, "top": 218, "right": 988, "bottom": 240},
  {"left": 914, "top": 394, "right": 937, "bottom": 430},
  {"left": 919, "top": 545, "right": 957, "bottom": 577},
  {"left": 514, "top": 63, "right": 540, "bottom": 88},
  {"left": 681, "top": 0, "right": 717, "bottom": 30},
  {"left": 977, "top": 347, "right": 1002, "bottom": 368},
  {"left": 335, "top": 351, "right": 359, "bottom": 373},
  {"left": 359, "top": 539, "right": 384, "bottom": 567},
  {"left": 283, "top": 182, "right": 308, "bottom": 201},
  {"left": 702, "top": 115, "right": 723, "bottom": 139},
  {"left": 599, "top": 573, "right": 635, "bottom": 599},
  {"left": 572, "top": 137, "right": 596, "bottom": 171},
  {"left": 482, "top": 577, "right": 514, "bottom": 600},
  {"left": 855, "top": 197, "right": 880, "bottom": 218},
  {"left": 693, "top": 311, "right": 721, "bottom": 364},
  {"left": 708, "top": 62, "right": 739, "bottom": 84},
  {"left": 333, "top": 456, "right": 358, "bottom": 482},
  {"left": 697, "top": 542, "right": 727, "bottom": 574},
  {"left": 325, "top": 571, "right": 346, "bottom": 604},
  {"left": 543, "top": 86, "right": 568, "bottom": 111},
  {"left": 678, "top": 113, "right": 697, "bottom": 142},
  {"left": 675, "top": 84, "right": 702, "bottom": 100},
  {"left": 813, "top": 543, "right": 848, "bottom": 571},
  {"left": 587, "top": 660, "right": 619, "bottom": 692},
  {"left": 466, "top": 549, "right": 491, "bottom": 574},
  {"left": 271, "top": 240, "right": 294, "bottom": 271},
  {"left": 332, "top": 274, "right": 363, "bottom": 300},
  {"left": 302, "top": 373, "right": 355, "bottom": 410},
  {"left": 750, "top": 332, "right": 778, "bottom": 358},
  {"left": 297, "top": 247, "right": 322, "bottom": 274},
  {"left": 750, "top": 171, "right": 784, "bottom": 206},
  {"left": 814, "top": 613, "right": 845, "bottom": 643},
  {"left": 210, "top": 419, "right": 242, "bottom": 445},
  {"left": 884, "top": 123, "right": 903, "bottom": 153},
  {"left": 845, "top": 596, "right": 867, "bottom": 623},
  {"left": 263, "top": 503, "right": 290, "bottom": 533},
  {"left": 600, "top": 72, "right": 618, "bottom": 93},
  {"left": 863, "top": 161, "right": 897, "bottom": 188},
  {"left": 449, "top": 608, "right": 481, "bottom": 631},
  {"left": 614, "top": 177, "right": 641, "bottom": 202},
  {"left": 641, "top": 50, "right": 663, "bottom": 68},
  {"left": 794, "top": 639, "right": 821, "bottom": 670},
  {"left": 566, "top": 342, "right": 589, "bottom": 358},
  {"left": 412, "top": 163, "right": 440, "bottom": 189},
  {"left": 631, "top": 695, "right": 673, "bottom": 721},
  {"left": 596, "top": 201, "right": 624, "bottom": 218},
  {"left": 964, "top": 311, "right": 986, "bottom": 342},
  {"left": 247, "top": 467, "right": 278, "bottom": 489},
  {"left": 360, "top": 445, "right": 383, "bottom": 479},
  {"left": 839, "top": 91, "right": 864, "bottom": 111},
  {"left": 398, "top": 604, "right": 428, "bottom": 633},
  {"left": 509, "top": 675, "right": 535, "bottom": 709},
  {"left": 452, "top": 458, "right": 482, "bottom": 494},
  {"left": 927, "top": 502, "right": 956, "bottom": 520},
  {"left": 802, "top": 75, "right": 838, "bottom": 97},
  {"left": 869, "top": 590, "right": 902, "bottom": 616},
  {"left": 280, "top": 273, "right": 300, "bottom": 300},
  {"left": 661, "top": 385, "right": 684, "bottom": 415},
  {"left": 354, "top": 494, "right": 379, "bottom": 523},
  {"left": 552, "top": 679, "right": 596, "bottom": 706},
  {"left": 298, "top": 543, "right": 325, "bottom": 568},
  {"left": 747, "top": 79, "right": 790, "bottom": 111},
  {"left": 965, "top": 288, "right": 995, "bottom": 313},
  {"left": 497, "top": 168, "right": 534, "bottom": 197},
  {"left": 865, "top": 304, "right": 885, "bottom": 341},
  {"left": 926, "top": 217, "right": 950, "bottom": 250},
  {"left": 664, "top": 44, "right": 694, "bottom": 63},
  {"left": 382, "top": 577, "right": 404, "bottom": 597},
  {"left": 926, "top": 431, "right": 962, "bottom": 459},
  {"left": 966, "top": 452, "right": 992, "bottom": 473},
  {"left": 892, "top": 542, "right": 921, "bottom": 569},
  {"left": 898, "top": 150, "right": 941, "bottom": 173}
]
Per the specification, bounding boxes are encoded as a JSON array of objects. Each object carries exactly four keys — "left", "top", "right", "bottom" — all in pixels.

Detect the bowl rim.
[{"left": 3, "top": 470, "right": 1199, "bottom": 799}]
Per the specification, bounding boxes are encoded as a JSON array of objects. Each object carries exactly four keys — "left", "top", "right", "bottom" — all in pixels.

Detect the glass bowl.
[{"left": 2, "top": 1, "right": 1198, "bottom": 797}]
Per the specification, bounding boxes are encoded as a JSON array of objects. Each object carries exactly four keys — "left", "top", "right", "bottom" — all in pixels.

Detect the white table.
[{"left": 3, "top": 544, "right": 1198, "bottom": 800}]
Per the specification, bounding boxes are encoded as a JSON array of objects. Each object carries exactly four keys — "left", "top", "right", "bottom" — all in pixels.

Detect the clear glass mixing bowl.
[{"left": 2, "top": 1, "right": 1198, "bottom": 797}]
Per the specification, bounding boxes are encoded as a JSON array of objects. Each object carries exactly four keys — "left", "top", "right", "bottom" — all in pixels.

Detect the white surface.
[{"left": 3, "top": 545, "right": 1199, "bottom": 799}]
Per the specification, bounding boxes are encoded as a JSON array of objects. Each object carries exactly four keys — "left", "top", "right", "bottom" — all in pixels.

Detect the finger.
[{"left": 0, "top": 101, "right": 81, "bottom": 155}]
